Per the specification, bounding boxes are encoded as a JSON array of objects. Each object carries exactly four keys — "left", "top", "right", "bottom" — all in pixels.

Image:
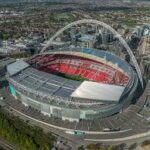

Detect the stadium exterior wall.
[{"left": 8, "top": 71, "right": 139, "bottom": 122}]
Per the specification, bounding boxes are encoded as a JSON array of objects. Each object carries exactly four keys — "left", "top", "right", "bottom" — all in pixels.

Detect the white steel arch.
[{"left": 41, "top": 19, "right": 144, "bottom": 88}]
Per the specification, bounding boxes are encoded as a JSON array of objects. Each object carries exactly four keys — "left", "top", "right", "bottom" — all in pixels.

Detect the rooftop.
[
  {"left": 7, "top": 60, "right": 29, "bottom": 76},
  {"left": 71, "top": 81, "right": 125, "bottom": 103},
  {"left": 11, "top": 66, "right": 81, "bottom": 98}
]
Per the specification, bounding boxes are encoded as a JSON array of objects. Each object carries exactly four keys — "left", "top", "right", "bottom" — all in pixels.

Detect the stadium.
[{"left": 6, "top": 20, "right": 142, "bottom": 124}]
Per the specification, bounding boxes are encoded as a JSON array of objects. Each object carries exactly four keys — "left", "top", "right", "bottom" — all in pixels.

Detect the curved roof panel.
[{"left": 71, "top": 81, "right": 125, "bottom": 103}]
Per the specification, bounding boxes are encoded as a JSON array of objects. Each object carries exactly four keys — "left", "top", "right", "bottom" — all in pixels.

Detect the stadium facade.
[{"left": 6, "top": 20, "right": 142, "bottom": 123}]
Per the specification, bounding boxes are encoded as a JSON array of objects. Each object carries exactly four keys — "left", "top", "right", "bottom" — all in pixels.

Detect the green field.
[{"left": 57, "top": 72, "right": 88, "bottom": 81}]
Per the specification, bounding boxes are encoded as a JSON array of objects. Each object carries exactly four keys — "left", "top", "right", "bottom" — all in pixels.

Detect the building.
[{"left": 7, "top": 47, "right": 139, "bottom": 122}]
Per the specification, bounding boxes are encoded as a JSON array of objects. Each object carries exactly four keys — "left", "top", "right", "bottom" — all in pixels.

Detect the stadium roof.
[
  {"left": 71, "top": 81, "right": 125, "bottom": 103},
  {"left": 8, "top": 60, "right": 125, "bottom": 104},
  {"left": 7, "top": 60, "right": 29, "bottom": 76},
  {"left": 10, "top": 67, "right": 81, "bottom": 98}
]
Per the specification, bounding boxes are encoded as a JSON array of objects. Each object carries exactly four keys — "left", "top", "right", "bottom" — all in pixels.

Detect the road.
[
  {"left": 5, "top": 103, "right": 150, "bottom": 148},
  {"left": 0, "top": 137, "right": 18, "bottom": 150},
  {"left": 3, "top": 105, "right": 81, "bottom": 150}
]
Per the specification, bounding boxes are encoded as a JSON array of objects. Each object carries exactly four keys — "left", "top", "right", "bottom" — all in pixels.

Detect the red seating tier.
[{"left": 29, "top": 54, "right": 129, "bottom": 86}]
